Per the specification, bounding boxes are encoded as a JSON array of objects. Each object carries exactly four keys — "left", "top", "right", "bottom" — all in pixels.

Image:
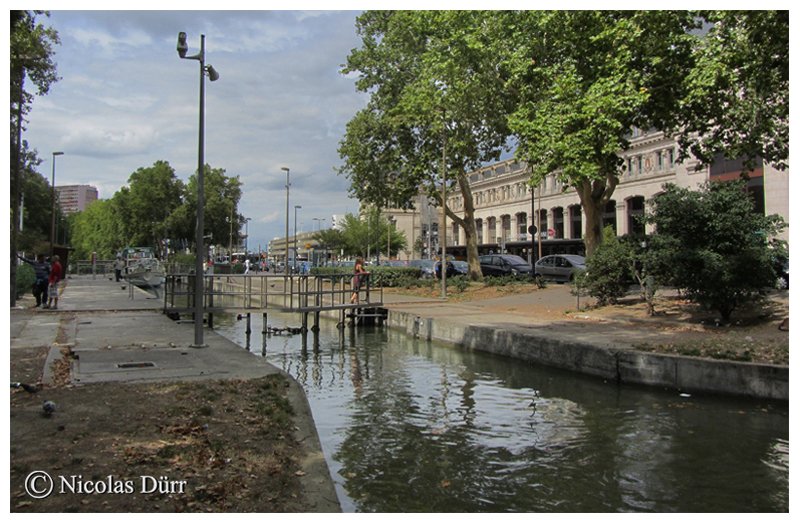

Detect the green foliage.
[
  {"left": 123, "top": 160, "right": 185, "bottom": 257},
  {"left": 449, "top": 275, "right": 469, "bottom": 293},
  {"left": 369, "top": 267, "right": 418, "bottom": 287},
  {"left": 678, "top": 11, "right": 789, "bottom": 171},
  {"left": 339, "top": 11, "right": 517, "bottom": 278},
  {"left": 170, "top": 253, "right": 195, "bottom": 265},
  {"left": 569, "top": 270, "right": 589, "bottom": 310},
  {"left": 11, "top": 11, "right": 60, "bottom": 116},
  {"left": 16, "top": 263, "right": 35, "bottom": 300},
  {"left": 645, "top": 180, "right": 787, "bottom": 322},
  {"left": 584, "top": 226, "right": 632, "bottom": 306},
  {"left": 506, "top": 11, "right": 699, "bottom": 256}
]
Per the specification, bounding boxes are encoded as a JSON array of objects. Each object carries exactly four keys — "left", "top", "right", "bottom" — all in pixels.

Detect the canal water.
[{"left": 212, "top": 311, "right": 789, "bottom": 512}]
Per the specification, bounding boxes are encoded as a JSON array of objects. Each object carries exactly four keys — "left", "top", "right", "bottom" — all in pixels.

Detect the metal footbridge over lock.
[{"left": 161, "top": 272, "right": 386, "bottom": 334}]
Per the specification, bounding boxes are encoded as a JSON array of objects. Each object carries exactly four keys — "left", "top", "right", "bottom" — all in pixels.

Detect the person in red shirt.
[{"left": 47, "top": 255, "right": 62, "bottom": 310}]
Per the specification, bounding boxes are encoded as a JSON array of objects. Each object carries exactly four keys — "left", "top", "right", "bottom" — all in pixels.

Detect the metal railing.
[{"left": 162, "top": 271, "right": 382, "bottom": 314}]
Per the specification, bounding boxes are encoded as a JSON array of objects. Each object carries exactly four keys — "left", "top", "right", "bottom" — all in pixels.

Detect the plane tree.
[
  {"left": 503, "top": 10, "right": 700, "bottom": 256},
  {"left": 676, "top": 10, "right": 789, "bottom": 171},
  {"left": 338, "top": 11, "right": 518, "bottom": 279}
]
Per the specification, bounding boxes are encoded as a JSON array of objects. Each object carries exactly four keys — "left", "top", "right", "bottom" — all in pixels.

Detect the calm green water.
[{"left": 213, "top": 312, "right": 789, "bottom": 512}]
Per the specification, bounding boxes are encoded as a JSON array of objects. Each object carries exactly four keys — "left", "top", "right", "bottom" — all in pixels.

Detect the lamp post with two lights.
[{"left": 176, "top": 31, "right": 219, "bottom": 347}]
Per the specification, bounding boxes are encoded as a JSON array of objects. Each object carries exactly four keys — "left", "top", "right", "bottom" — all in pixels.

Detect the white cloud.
[{"left": 24, "top": 10, "right": 366, "bottom": 250}]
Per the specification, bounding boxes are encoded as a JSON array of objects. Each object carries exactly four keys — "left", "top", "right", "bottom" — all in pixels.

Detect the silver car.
[{"left": 534, "top": 255, "right": 586, "bottom": 282}]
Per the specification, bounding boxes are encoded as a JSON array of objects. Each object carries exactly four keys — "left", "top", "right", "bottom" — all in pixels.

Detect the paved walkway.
[{"left": 8, "top": 275, "right": 340, "bottom": 512}]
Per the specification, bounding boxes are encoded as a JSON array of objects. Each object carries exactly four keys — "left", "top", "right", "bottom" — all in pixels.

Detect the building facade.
[
  {"left": 56, "top": 185, "right": 99, "bottom": 214},
  {"left": 386, "top": 129, "right": 789, "bottom": 262}
]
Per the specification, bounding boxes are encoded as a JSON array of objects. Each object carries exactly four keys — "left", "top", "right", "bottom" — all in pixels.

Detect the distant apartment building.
[{"left": 56, "top": 185, "right": 98, "bottom": 214}]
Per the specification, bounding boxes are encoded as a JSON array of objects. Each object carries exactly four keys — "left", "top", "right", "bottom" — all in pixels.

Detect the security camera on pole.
[{"left": 176, "top": 31, "right": 219, "bottom": 348}]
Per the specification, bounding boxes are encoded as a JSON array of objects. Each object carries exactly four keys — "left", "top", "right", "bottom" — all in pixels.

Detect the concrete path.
[{"left": 8, "top": 274, "right": 340, "bottom": 512}]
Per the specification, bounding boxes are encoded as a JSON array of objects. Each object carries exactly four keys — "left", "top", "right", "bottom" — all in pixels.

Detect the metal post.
[
  {"left": 49, "top": 151, "right": 64, "bottom": 259},
  {"left": 282, "top": 167, "right": 290, "bottom": 276},
  {"left": 441, "top": 109, "right": 447, "bottom": 299}
]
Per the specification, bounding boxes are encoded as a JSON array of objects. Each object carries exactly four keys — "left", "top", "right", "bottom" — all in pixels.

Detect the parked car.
[
  {"left": 478, "top": 254, "right": 533, "bottom": 277},
  {"left": 434, "top": 260, "right": 457, "bottom": 279},
  {"left": 380, "top": 260, "right": 408, "bottom": 267},
  {"left": 534, "top": 254, "right": 586, "bottom": 282},
  {"left": 408, "top": 259, "right": 436, "bottom": 279},
  {"left": 452, "top": 260, "right": 469, "bottom": 276}
]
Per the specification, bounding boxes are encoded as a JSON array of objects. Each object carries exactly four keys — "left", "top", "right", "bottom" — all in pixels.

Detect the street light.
[
  {"left": 294, "top": 205, "right": 302, "bottom": 272},
  {"left": 282, "top": 167, "right": 290, "bottom": 276},
  {"left": 244, "top": 218, "right": 251, "bottom": 255},
  {"left": 49, "top": 151, "right": 64, "bottom": 259},
  {"left": 177, "top": 31, "right": 219, "bottom": 348}
]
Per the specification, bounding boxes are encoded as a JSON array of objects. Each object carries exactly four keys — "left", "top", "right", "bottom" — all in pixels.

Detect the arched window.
[
  {"left": 603, "top": 200, "right": 617, "bottom": 234},
  {"left": 569, "top": 205, "right": 582, "bottom": 239},
  {"left": 552, "top": 207, "right": 564, "bottom": 239},
  {"left": 627, "top": 196, "right": 646, "bottom": 235}
]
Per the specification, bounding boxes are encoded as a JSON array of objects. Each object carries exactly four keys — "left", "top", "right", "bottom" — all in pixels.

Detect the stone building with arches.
[{"left": 386, "top": 128, "right": 789, "bottom": 263}]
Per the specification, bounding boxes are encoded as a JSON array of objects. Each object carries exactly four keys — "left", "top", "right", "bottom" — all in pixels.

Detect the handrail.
[{"left": 162, "top": 271, "right": 382, "bottom": 313}]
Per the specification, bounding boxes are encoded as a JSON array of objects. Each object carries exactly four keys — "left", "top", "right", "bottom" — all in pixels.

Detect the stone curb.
[{"left": 386, "top": 309, "right": 789, "bottom": 401}]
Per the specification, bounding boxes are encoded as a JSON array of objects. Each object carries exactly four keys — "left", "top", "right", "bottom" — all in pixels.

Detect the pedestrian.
[
  {"left": 114, "top": 254, "right": 124, "bottom": 282},
  {"left": 244, "top": 258, "right": 251, "bottom": 274},
  {"left": 17, "top": 253, "right": 50, "bottom": 308},
  {"left": 349, "top": 257, "right": 369, "bottom": 304},
  {"left": 47, "top": 255, "right": 62, "bottom": 310}
]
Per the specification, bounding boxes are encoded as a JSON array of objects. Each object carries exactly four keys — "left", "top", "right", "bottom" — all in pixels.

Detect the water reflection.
[{"left": 213, "top": 312, "right": 789, "bottom": 512}]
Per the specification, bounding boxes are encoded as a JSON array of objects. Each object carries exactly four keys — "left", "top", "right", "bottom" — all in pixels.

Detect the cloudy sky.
[{"left": 22, "top": 8, "right": 376, "bottom": 252}]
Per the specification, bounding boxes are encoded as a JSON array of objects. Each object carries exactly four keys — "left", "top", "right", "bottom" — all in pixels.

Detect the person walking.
[
  {"left": 114, "top": 254, "right": 124, "bottom": 282},
  {"left": 17, "top": 253, "right": 50, "bottom": 308},
  {"left": 244, "top": 258, "right": 251, "bottom": 274},
  {"left": 47, "top": 255, "right": 63, "bottom": 310},
  {"left": 350, "top": 257, "right": 369, "bottom": 304}
]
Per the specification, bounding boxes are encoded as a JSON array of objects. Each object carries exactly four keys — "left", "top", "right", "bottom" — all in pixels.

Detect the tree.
[
  {"left": 506, "top": 11, "right": 700, "bottom": 256},
  {"left": 645, "top": 180, "right": 787, "bottom": 323},
  {"left": 172, "top": 165, "right": 242, "bottom": 257},
  {"left": 676, "top": 11, "right": 789, "bottom": 171},
  {"left": 10, "top": 10, "right": 59, "bottom": 305},
  {"left": 123, "top": 160, "right": 185, "bottom": 257},
  {"left": 17, "top": 141, "right": 60, "bottom": 253},
  {"left": 338, "top": 11, "right": 518, "bottom": 280}
]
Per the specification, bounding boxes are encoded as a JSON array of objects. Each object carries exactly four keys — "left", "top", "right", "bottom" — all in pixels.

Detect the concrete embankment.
[{"left": 382, "top": 291, "right": 788, "bottom": 402}]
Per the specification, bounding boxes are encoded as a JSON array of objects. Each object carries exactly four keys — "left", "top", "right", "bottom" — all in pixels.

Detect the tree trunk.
[
  {"left": 575, "top": 173, "right": 619, "bottom": 257},
  {"left": 439, "top": 172, "right": 483, "bottom": 280}
]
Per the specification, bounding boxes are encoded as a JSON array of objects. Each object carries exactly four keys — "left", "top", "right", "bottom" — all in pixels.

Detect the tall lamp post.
[
  {"left": 282, "top": 167, "right": 290, "bottom": 276},
  {"left": 294, "top": 205, "right": 302, "bottom": 272},
  {"left": 177, "top": 31, "right": 220, "bottom": 348},
  {"left": 49, "top": 151, "right": 64, "bottom": 259},
  {"left": 244, "top": 218, "right": 251, "bottom": 255}
]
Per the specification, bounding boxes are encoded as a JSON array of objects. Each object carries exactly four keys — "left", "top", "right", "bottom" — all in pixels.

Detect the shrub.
[
  {"left": 584, "top": 226, "right": 631, "bottom": 306},
  {"left": 16, "top": 263, "right": 35, "bottom": 300},
  {"left": 646, "top": 180, "right": 788, "bottom": 322}
]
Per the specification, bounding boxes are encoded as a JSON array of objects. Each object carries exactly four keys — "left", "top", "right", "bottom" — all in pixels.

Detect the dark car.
[
  {"left": 478, "top": 254, "right": 533, "bottom": 277},
  {"left": 408, "top": 259, "right": 436, "bottom": 279},
  {"left": 534, "top": 254, "right": 586, "bottom": 283},
  {"left": 452, "top": 260, "right": 469, "bottom": 276},
  {"left": 434, "top": 260, "right": 457, "bottom": 279}
]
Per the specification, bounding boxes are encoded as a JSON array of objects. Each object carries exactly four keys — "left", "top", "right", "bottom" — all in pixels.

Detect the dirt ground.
[
  {"left": 393, "top": 280, "right": 790, "bottom": 366},
  {"left": 10, "top": 350, "right": 314, "bottom": 512}
]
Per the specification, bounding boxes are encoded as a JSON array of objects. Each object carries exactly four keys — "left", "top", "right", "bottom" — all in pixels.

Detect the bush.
[
  {"left": 16, "top": 264, "right": 36, "bottom": 300},
  {"left": 646, "top": 180, "right": 788, "bottom": 322},
  {"left": 584, "top": 226, "right": 631, "bottom": 306}
]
